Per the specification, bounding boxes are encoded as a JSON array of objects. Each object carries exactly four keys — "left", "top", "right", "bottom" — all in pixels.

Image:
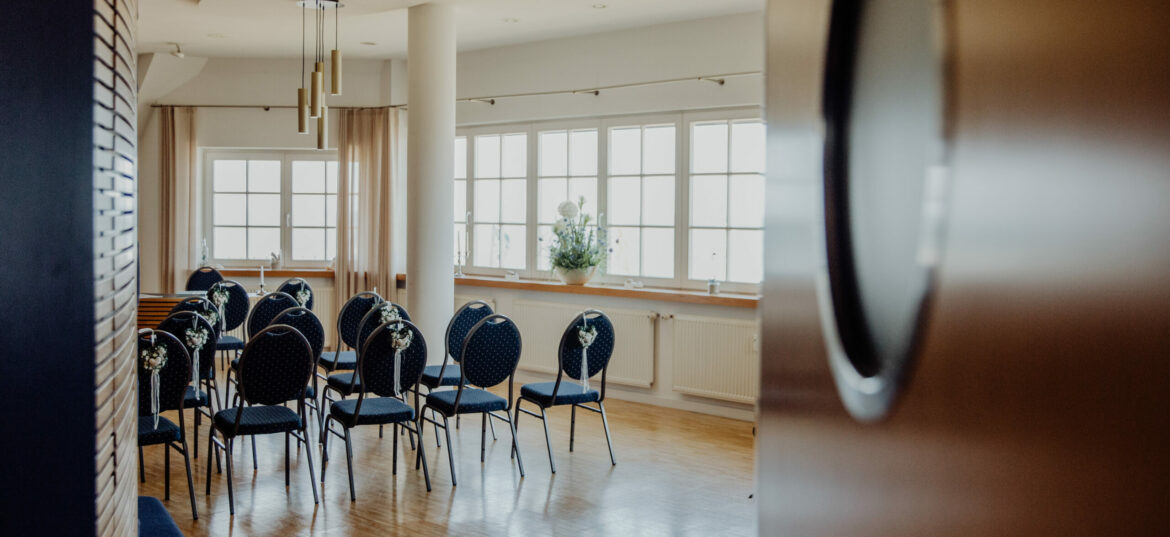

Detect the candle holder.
[{"left": 454, "top": 251, "right": 465, "bottom": 278}]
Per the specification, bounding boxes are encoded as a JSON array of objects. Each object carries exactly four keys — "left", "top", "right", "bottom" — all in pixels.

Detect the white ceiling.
[{"left": 138, "top": 0, "right": 763, "bottom": 59}]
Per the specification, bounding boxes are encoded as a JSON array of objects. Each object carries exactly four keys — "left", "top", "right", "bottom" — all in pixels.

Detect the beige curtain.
[
  {"left": 159, "top": 106, "right": 197, "bottom": 293},
  {"left": 335, "top": 108, "right": 399, "bottom": 314}
]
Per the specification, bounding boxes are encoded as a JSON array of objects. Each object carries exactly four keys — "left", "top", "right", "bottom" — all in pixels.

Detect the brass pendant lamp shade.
[
  {"left": 331, "top": 49, "right": 342, "bottom": 95},
  {"left": 297, "top": 0, "right": 341, "bottom": 140},
  {"left": 311, "top": 62, "right": 324, "bottom": 117},
  {"left": 317, "top": 105, "right": 328, "bottom": 150},
  {"left": 297, "top": 88, "right": 309, "bottom": 133}
]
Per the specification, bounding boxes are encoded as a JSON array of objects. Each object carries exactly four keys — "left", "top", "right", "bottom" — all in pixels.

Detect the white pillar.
[{"left": 406, "top": 2, "right": 455, "bottom": 356}]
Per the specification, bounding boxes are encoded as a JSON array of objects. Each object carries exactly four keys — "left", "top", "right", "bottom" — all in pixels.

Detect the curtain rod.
[{"left": 151, "top": 70, "right": 762, "bottom": 110}]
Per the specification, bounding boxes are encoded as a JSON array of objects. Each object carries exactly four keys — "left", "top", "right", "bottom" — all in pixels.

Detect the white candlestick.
[{"left": 260, "top": 265, "right": 265, "bottom": 287}]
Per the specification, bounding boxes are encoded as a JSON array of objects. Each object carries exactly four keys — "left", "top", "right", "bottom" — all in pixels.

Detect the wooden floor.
[{"left": 138, "top": 371, "right": 757, "bottom": 536}]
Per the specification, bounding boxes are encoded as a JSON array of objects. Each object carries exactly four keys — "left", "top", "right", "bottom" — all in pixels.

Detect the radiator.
[
  {"left": 671, "top": 314, "right": 759, "bottom": 404},
  {"left": 510, "top": 299, "right": 656, "bottom": 388}
]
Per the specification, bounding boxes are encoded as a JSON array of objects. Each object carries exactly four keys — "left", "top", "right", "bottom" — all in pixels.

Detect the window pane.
[
  {"left": 326, "top": 194, "right": 337, "bottom": 227},
  {"left": 499, "top": 178, "right": 526, "bottom": 224},
  {"left": 247, "top": 227, "right": 281, "bottom": 260},
  {"left": 292, "top": 161, "right": 326, "bottom": 193},
  {"left": 692, "top": 122, "right": 729, "bottom": 173},
  {"left": 643, "top": 125, "right": 675, "bottom": 174},
  {"left": 537, "top": 225, "right": 553, "bottom": 271},
  {"left": 731, "top": 121, "right": 765, "bottom": 173},
  {"left": 475, "top": 135, "right": 500, "bottom": 178},
  {"left": 728, "top": 174, "right": 765, "bottom": 228},
  {"left": 473, "top": 224, "right": 499, "bottom": 267},
  {"left": 213, "top": 160, "right": 246, "bottom": 192},
  {"left": 213, "top": 193, "right": 246, "bottom": 226},
  {"left": 247, "top": 193, "right": 280, "bottom": 226},
  {"left": 213, "top": 227, "right": 246, "bottom": 259},
  {"left": 248, "top": 160, "right": 281, "bottom": 192},
  {"left": 570, "top": 129, "right": 598, "bottom": 176},
  {"left": 538, "top": 178, "right": 567, "bottom": 224},
  {"left": 292, "top": 228, "right": 326, "bottom": 260},
  {"left": 642, "top": 228, "right": 674, "bottom": 278},
  {"left": 642, "top": 176, "right": 674, "bottom": 226},
  {"left": 474, "top": 179, "right": 500, "bottom": 222},
  {"left": 500, "top": 224, "right": 526, "bottom": 269},
  {"left": 326, "top": 232, "right": 336, "bottom": 261},
  {"left": 454, "top": 180, "right": 467, "bottom": 222},
  {"left": 610, "top": 127, "right": 641, "bottom": 175},
  {"left": 728, "top": 229, "right": 763, "bottom": 283},
  {"left": 454, "top": 223, "right": 467, "bottom": 262},
  {"left": 608, "top": 176, "right": 641, "bottom": 226},
  {"left": 690, "top": 229, "right": 728, "bottom": 281},
  {"left": 607, "top": 226, "right": 640, "bottom": 276},
  {"left": 454, "top": 137, "right": 467, "bottom": 179},
  {"left": 501, "top": 133, "right": 527, "bottom": 178},
  {"left": 540, "top": 131, "right": 567, "bottom": 177},
  {"left": 690, "top": 175, "right": 728, "bottom": 227},
  {"left": 568, "top": 177, "right": 598, "bottom": 221},
  {"left": 326, "top": 162, "right": 339, "bottom": 193},
  {"left": 292, "top": 194, "right": 324, "bottom": 227}
]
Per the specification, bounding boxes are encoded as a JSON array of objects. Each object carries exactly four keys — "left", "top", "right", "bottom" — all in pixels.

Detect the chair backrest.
[
  {"left": 185, "top": 266, "right": 223, "bottom": 291},
  {"left": 271, "top": 306, "right": 324, "bottom": 364},
  {"left": 170, "top": 297, "right": 223, "bottom": 336},
  {"left": 336, "top": 292, "right": 382, "bottom": 350},
  {"left": 246, "top": 292, "right": 299, "bottom": 339},
  {"left": 358, "top": 320, "right": 428, "bottom": 398},
  {"left": 558, "top": 310, "right": 616, "bottom": 381},
  {"left": 277, "top": 277, "right": 314, "bottom": 310},
  {"left": 446, "top": 300, "right": 494, "bottom": 363},
  {"left": 207, "top": 280, "right": 249, "bottom": 332},
  {"left": 459, "top": 314, "right": 522, "bottom": 388},
  {"left": 136, "top": 329, "right": 192, "bottom": 416},
  {"left": 236, "top": 324, "right": 314, "bottom": 406},
  {"left": 157, "top": 311, "right": 219, "bottom": 381},
  {"left": 357, "top": 302, "right": 410, "bottom": 354}
]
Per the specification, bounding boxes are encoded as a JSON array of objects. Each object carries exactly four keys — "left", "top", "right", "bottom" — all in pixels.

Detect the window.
[
  {"left": 471, "top": 133, "right": 527, "bottom": 269},
  {"left": 205, "top": 150, "right": 341, "bottom": 266},
  {"left": 454, "top": 136, "right": 467, "bottom": 263},
  {"left": 689, "top": 119, "right": 765, "bottom": 283},
  {"left": 606, "top": 124, "right": 676, "bottom": 279},
  {"left": 537, "top": 128, "right": 598, "bottom": 270}
]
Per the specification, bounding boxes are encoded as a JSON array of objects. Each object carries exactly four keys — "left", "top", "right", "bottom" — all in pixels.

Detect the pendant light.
[
  {"left": 297, "top": 3, "right": 309, "bottom": 133},
  {"left": 317, "top": 104, "right": 328, "bottom": 150},
  {"left": 310, "top": 1, "right": 324, "bottom": 118},
  {"left": 331, "top": 3, "right": 342, "bottom": 95}
]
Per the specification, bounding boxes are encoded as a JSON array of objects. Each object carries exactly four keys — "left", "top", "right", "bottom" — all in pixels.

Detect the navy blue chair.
[
  {"left": 515, "top": 310, "right": 617, "bottom": 473},
  {"left": 226, "top": 291, "right": 299, "bottom": 406},
  {"left": 206, "top": 324, "right": 319, "bottom": 515},
  {"left": 170, "top": 297, "right": 223, "bottom": 339},
  {"left": 136, "top": 329, "right": 198, "bottom": 520},
  {"left": 324, "top": 302, "right": 410, "bottom": 402},
  {"left": 418, "top": 314, "right": 526, "bottom": 486},
  {"left": 157, "top": 311, "right": 222, "bottom": 460},
  {"left": 322, "top": 319, "right": 432, "bottom": 498},
  {"left": 272, "top": 306, "right": 326, "bottom": 430},
  {"left": 138, "top": 496, "right": 184, "bottom": 536},
  {"left": 417, "top": 300, "right": 495, "bottom": 446},
  {"left": 277, "top": 277, "right": 315, "bottom": 310},
  {"left": 208, "top": 280, "right": 250, "bottom": 368},
  {"left": 185, "top": 266, "right": 223, "bottom": 291},
  {"left": 320, "top": 291, "right": 382, "bottom": 375}
]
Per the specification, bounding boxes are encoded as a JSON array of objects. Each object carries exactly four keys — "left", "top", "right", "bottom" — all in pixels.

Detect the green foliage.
[{"left": 547, "top": 197, "right": 608, "bottom": 271}]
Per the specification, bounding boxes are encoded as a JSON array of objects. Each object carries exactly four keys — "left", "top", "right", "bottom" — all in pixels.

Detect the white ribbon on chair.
[
  {"left": 577, "top": 314, "right": 598, "bottom": 393},
  {"left": 184, "top": 315, "right": 209, "bottom": 389},
  {"left": 389, "top": 322, "right": 414, "bottom": 396}
]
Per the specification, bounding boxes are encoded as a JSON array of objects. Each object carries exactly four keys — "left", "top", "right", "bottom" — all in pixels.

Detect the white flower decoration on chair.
[
  {"left": 140, "top": 336, "right": 169, "bottom": 429},
  {"left": 209, "top": 286, "right": 230, "bottom": 331},
  {"left": 184, "top": 324, "right": 209, "bottom": 389},
  {"left": 389, "top": 324, "right": 414, "bottom": 396},
  {"left": 378, "top": 303, "right": 402, "bottom": 325},
  {"left": 577, "top": 322, "right": 598, "bottom": 393},
  {"left": 295, "top": 288, "right": 312, "bottom": 306},
  {"left": 557, "top": 200, "right": 579, "bottom": 219}
]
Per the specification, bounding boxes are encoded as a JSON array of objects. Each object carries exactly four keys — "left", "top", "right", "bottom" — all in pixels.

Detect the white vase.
[{"left": 554, "top": 265, "right": 597, "bottom": 285}]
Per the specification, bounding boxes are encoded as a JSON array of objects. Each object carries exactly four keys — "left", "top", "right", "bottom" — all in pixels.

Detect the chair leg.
[
  {"left": 344, "top": 428, "right": 356, "bottom": 501},
  {"left": 392, "top": 424, "right": 399, "bottom": 475},
  {"left": 599, "top": 401, "right": 616, "bottom": 466},
  {"left": 511, "top": 401, "right": 521, "bottom": 460},
  {"left": 164, "top": 443, "right": 171, "bottom": 500},
  {"left": 539, "top": 406, "right": 556, "bottom": 474},
  {"left": 480, "top": 412, "right": 487, "bottom": 462},
  {"left": 442, "top": 415, "right": 457, "bottom": 486},
  {"left": 250, "top": 434, "right": 258, "bottom": 471},
  {"left": 506, "top": 411, "right": 525, "bottom": 478},
  {"left": 416, "top": 421, "right": 432, "bottom": 492},
  {"left": 488, "top": 412, "right": 498, "bottom": 441},
  {"left": 570, "top": 404, "right": 577, "bottom": 452},
  {"left": 320, "top": 416, "right": 331, "bottom": 483},
  {"left": 432, "top": 408, "right": 442, "bottom": 448},
  {"left": 193, "top": 408, "right": 201, "bottom": 459},
  {"left": 414, "top": 411, "right": 425, "bottom": 471},
  {"left": 180, "top": 438, "right": 198, "bottom": 520},
  {"left": 379, "top": 424, "right": 383, "bottom": 438},
  {"left": 206, "top": 429, "right": 216, "bottom": 494},
  {"left": 285, "top": 432, "right": 291, "bottom": 487},
  {"left": 302, "top": 423, "right": 320, "bottom": 505},
  {"left": 139, "top": 445, "right": 145, "bottom": 483},
  {"left": 225, "top": 437, "right": 236, "bottom": 516}
]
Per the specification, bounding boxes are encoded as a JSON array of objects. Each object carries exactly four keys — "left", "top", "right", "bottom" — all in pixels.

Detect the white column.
[{"left": 406, "top": 2, "right": 455, "bottom": 355}]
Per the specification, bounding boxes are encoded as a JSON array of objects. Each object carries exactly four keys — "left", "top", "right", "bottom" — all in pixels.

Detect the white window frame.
[
  {"left": 202, "top": 149, "right": 339, "bottom": 269},
  {"left": 458, "top": 125, "right": 532, "bottom": 276}
]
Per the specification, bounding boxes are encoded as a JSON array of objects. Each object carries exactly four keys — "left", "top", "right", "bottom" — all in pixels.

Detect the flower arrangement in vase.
[{"left": 546, "top": 197, "right": 608, "bottom": 285}]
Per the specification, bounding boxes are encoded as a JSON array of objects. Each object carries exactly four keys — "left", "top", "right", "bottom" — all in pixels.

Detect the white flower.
[
  {"left": 553, "top": 218, "right": 569, "bottom": 235},
  {"left": 557, "top": 200, "right": 579, "bottom": 219}
]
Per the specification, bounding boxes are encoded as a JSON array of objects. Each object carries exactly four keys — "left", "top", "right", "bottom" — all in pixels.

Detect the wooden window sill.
[
  {"left": 219, "top": 268, "right": 334, "bottom": 279},
  {"left": 395, "top": 273, "right": 758, "bottom": 308}
]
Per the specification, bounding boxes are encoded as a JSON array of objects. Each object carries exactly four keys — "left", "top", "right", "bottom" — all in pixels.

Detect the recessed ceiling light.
[
  {"left": 206, "top": 33, "right": 228, "bottom": 38},
  {"left": 360, "top": 41, "right": 377, "bottom": 46},
  {"left": 502, "top": 18, "right": 519, "bottom": 23},
  {"left": 592, "top": 3, "right": 607, "bottom": 8}
]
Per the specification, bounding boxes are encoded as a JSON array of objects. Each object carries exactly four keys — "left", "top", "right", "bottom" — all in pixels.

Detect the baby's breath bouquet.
[{"left": 546, "top": 197, "right": 608, "bottom": 284}]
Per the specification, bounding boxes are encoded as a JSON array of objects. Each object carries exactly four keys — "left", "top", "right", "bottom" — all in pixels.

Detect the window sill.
[
  {"left": 219, "top": 268, "right": 334, "bottom": 279},
  {"left": 395, "top": 273, "right": 758, "bottom": 308}
]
